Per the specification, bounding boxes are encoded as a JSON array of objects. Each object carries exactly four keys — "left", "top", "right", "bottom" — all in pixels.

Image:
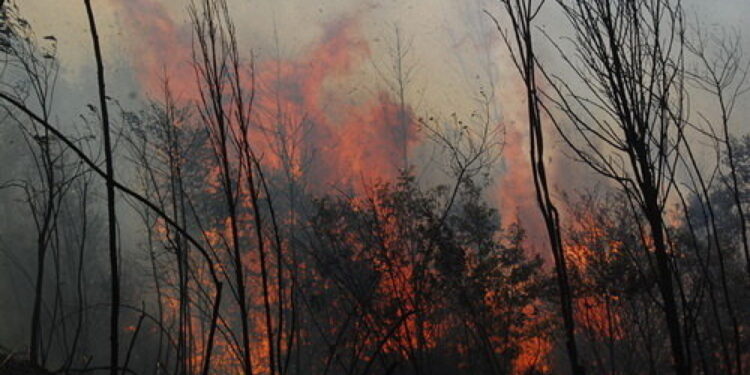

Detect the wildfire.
[
  {"left": 114, "top": 1, "right": 550, "bottom": 373},
  {"left": 513, "top": 334, "right": 551, "bottom": 374},
  {"left": 120, "top": 0, "right": 417, "bottom": 192},
  {"left": 565, "top": 206, "right": 627, "bottom": 341}
]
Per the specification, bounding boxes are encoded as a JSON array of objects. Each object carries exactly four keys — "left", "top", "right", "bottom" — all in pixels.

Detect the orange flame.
[{"left": 120, "top": 2, "right": 417, "bottom": 191}]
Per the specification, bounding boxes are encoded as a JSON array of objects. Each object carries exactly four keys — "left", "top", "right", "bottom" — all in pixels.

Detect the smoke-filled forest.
[{"left": 1, "top": 0, "right": 749, "bottom": 374}]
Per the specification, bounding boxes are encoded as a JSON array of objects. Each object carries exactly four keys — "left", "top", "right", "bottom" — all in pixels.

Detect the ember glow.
[{"left": 2, "top": 0, "right": 750, "bottom": 375}]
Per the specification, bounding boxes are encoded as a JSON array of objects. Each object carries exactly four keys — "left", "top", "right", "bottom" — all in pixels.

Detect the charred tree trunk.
[
  {"left": 489, "top": 1, "right": 585, "bottom": 373},
  {"left": 83, "top": 3, "right": 118, "bottom": 373},
  {"left": 642, "top": 184, "right": 688, "bottom": 374}
]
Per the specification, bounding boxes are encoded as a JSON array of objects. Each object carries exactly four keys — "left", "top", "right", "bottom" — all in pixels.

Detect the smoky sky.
[{"left": 12, "top": 0, "right": 750, "bottom": 250}]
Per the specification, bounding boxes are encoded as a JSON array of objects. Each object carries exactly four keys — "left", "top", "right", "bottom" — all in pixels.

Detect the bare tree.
[
  {"left": 686, "top": 26, "right": 750, "bottom": 277},
  {"left": 532, "top": 1, "right": 691, "bottom": 373},
  {"left": 81, "top": 1, "right": 120, "bottom": 374},
  {"left": 0, "top": 5, "right": 61, "bottom": 366},
  {"left": 487, "top": 1, "right": 585, "bottom": 373}
]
